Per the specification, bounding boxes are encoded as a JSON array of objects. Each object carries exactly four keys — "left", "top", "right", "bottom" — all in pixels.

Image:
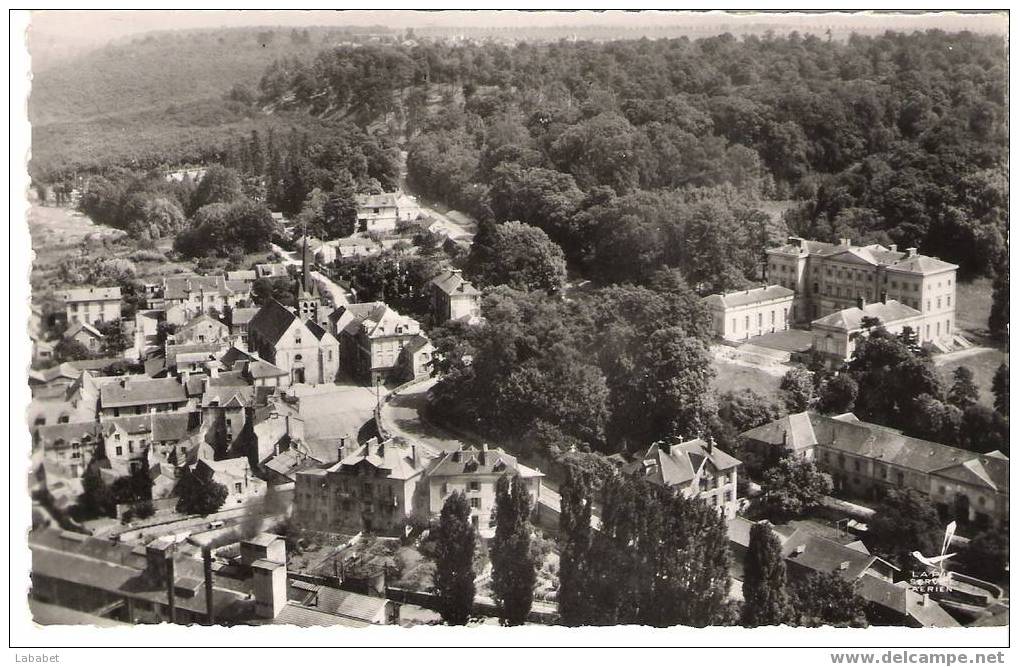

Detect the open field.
[
  {"left": 710, "top": 355, "right": 785, "bottom": 397},
  {"left": 955, "top": 278, "right": 994, "bottom": 338},
  {"left": 28, "top": 204, "right": 124, "bottom": 252},
  {"left": 936, "top": 348, "right": 1008, "bottom": 409}
]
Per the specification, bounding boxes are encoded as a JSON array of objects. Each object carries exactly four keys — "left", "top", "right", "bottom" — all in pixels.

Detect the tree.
[
  {"left": 490, "top": 474, "right": 537, "bottom": 626},
  {"left": 718, "top": 389, "right": 784, "bottom": 433},
  {"left": 433, "top": 491, "right": 476, "bottom": 625},
  {"left": 963, "top": 526, "right": 1009, "bottom": 583},
  {"left": 817, "top": 374, "right": 858, "bottom": 415},
  {"left": 759, "top": 455, "right": 833, "bottom": 521},
  {"left": 557, "top": 458, "right": 596, "bottom": 626},
  {"left": 780, "top": 367, "right": 815, "bottom": 412},
  {"left": 742, "top": 521, "right": 794, "bottom": 626},
  {"left": 466, "top": 221, "right": 567, "bottom": 293},
  {"left": 95, "top": 320, "right": 129, "bottom": 356},
  {"left": 948, "top": 366, "right": 980, "bottom": 410},
  {"left": 174, "top": 466, "right": 228, "bottom": 516},
  {"left": 640, "top": 328, "right": 717, "bottom": 442},
  {"left": 989, "top": 266, "right": 1008, "bottom": 343},
  {"left": 53, "top": 338, "right": 91, "bottom": 362},
  {"left": 189, "top": 165, "right": 244, "bottom": 214},
  {"left": 992, "top": 363, "right": 1008, "bottom": 417},
  {"left": 791, "top": 572, "right": 868, "bottom": 627},
  {"left": 79, "top": 461, "right": 116, "bottom": 518},
  {"left": 867, "top": 489, "right": 942, "bottom": 570}
]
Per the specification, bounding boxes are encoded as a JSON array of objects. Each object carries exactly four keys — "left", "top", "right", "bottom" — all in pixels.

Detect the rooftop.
[
  {"left": 811, "top": 299, "right": 921, "bottom": 331},
  {"left": 58, "top": 286, "right": 121, "bottom": 303},
  {"left": 100, "top": 377, "right": 187, "bottom": 409},
  {"left": 702, "top": 284, "right": 795, "bottom": 309}
]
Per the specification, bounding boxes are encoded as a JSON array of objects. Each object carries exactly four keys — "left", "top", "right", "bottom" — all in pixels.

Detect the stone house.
[
  {"left": 702, "top": 285, "right": 794, "bottom": 342},
  {"left": 428, "top": 269, "right": 482, "bottom": 324},
  {"left": 246, "top": 299, "right": 340, "bottom": 386},
  {"left": 741, "top": 412, "right": 1010, "bottom": 529},
  {"left": 766, "top": 237, "right": 958, "bottom": 346},
  {"left": 810, "top": 297, "right": 923, "bottom": 364},
  {"left": 423, "top": 445, "right": 544, "bottom": 533},
  {"left": 623, "top": 438, "right": 742, "bottom": 519},
  {"left": 331, "top": 302, "right": 426, "bottom": 385},
  {"left": 58, "top": 286, "right": 122, "bottom": 326}
]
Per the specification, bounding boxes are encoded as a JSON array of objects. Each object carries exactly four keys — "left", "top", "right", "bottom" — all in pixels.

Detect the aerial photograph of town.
[{"left": 10, "top": 7, "right": 1010, "bottom": 656}]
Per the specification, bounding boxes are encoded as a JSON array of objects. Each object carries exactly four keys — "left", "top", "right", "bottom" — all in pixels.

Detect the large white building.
[
  {"left": 766, "top": 237, "right": 958, "bottom": 346},
  {"left": 702, "top": 285, "right": 794, "bottom": 342}
]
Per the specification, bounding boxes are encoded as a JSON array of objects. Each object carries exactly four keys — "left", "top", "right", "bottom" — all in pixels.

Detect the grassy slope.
[{"left": 28, "top": 27, "right": 351, "bottom": 176}]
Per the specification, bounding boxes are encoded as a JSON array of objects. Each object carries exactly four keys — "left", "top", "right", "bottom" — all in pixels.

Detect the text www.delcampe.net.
[{"left": 831, "top": 652, "right": 1007, "bottom": 665}]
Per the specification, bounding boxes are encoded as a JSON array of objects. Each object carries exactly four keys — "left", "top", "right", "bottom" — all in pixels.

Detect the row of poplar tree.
[{"left": 432, "top": 468, "right": 867, "bottom": 627}]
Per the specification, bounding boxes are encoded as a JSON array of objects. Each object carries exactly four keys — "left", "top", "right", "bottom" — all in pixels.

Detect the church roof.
[{"left": 247, "top": 300, "right": 299, "bottom": 346}]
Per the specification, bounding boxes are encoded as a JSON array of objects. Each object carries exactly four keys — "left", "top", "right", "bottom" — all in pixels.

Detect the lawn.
[
  {"left": 710, "top": 356, "right": 785, "bottom": 397},
  {"left": 955, "top": 277, "right": 994, "bottom": 338},
  {"left": 936, "top": 348, "right": 1009, "bottom": 409}
]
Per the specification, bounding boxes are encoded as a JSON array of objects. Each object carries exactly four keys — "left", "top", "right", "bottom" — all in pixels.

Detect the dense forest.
[{"left": 247, "top": 31, "right": 1006, "bottom": 280}]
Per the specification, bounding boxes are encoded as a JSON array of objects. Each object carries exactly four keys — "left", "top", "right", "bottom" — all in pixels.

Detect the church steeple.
[
  {"left": 295, "top": 217, "right": 321, "bottom": 323},
  {"left": 300, "top": 218, "right": 310, "bottom": 295}
]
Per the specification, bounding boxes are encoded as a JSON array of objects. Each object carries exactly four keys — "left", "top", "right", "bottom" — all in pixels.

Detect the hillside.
[{"left": 28, "top": 26, "right": 390, "bottom": 125}]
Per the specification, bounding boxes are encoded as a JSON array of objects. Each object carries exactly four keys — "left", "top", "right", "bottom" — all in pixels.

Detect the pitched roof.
[
  {"left": 247, "top": 300, "right": 300, "bottom": 346},
  {"left": 162, "top": 275, "right": 232, "bottom": 300},
  {"left": 356, "top": 192, "right": 398, "bottom": 209},
  {"left": 887, "top": 254, "right": 959, "bottom": 275},
  {"left": 36, "top": 422, "right": 101, "bottom": 450},
  {"left": 271, "top": 604, "right": 370, "bottom": 628},
  {"left": 429, "top": 270, "right": 480, "bottom": 297},
  {"left": 626, "top": 438, "right": 740, "bottom": 488},
  {"left": 702, "top": 284, "right": 794, "bottom": 310},
  {"left": 743, "top": 412, "right": 1009, "bottom": 492},
  {"left": 781, "top": 527, "right": 882, "bottom": 581},
  {"left": 811, "top": 299, "right": 921, "bottom": 331},
  {"left": 740, "top": 412, "right": 819, "bottom": 453},
  {"left": 100, "top": 377, "right": 186, "bottom": 408},
  {"left": 179, "top": 313, "right": 228, "bottom": 333},
  {"left": 331, "top": 438, "right": 428, "bottom": 481},
  {"left": 226, "top": 270, "right": 257, "bottom": 282},
  {"left": 244, "top": 359, "right": 289, "bottom": 379},
  {"left": 58, "top": 286, "right": 121, "bottom": 303},
  {"left": 101, "top": 415, "right": 153, "bottom": 436},
  {"left": 230, "top": 307, "right": 259, "bottom": 327},
  {"left": 426, "top": 445, "right": 543, "bottom": 479},
  {"left": 151, "top": 412, "right": 198, "bottom": 442},
  {"left": 334, "top": 302, "right": 421, "bottom": 339},
  {"left": 64, "top": 321, "right": 104, "bottom": 340}
]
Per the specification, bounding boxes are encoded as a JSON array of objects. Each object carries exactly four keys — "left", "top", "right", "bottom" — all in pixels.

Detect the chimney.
[
  {"left": 252, "top": 559, "right": 287, "bottom": 619},
  {"left": 480, "top": 443, "right": 488, "bottom": 465},
  {"left": 880, "top": 291, "right": 888, "bottom": 305},
  {"left": 888, "top": 244, "right": 897, "bottom": 253},
  {"left": 787, "top": 236, "right": 803, "bottom": 249},
  {"left": 146, "top": 537, "right": 176, "bottom": 622},
  {"left": 452, "top": 450, "right": 461, "bottom": 463},
  {"left": 338, "top": 436, "right": 346, "bottom": 461},
  {"left": 203, "top": 546, "right": 215, "bottom": 625},
  {"left": 906, "top": 247, "right": 918, "bottom": 257},
  {"left": 705, "top": 435, "right": 714, "bottom": 455},
  {"left": 794, "top": 544, "right": 806, "bottom": 555},
  {"left": 856, "top": 295, "right": 865, "bottom": 310}
]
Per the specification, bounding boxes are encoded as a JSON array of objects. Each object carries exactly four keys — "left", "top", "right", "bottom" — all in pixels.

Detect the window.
[
  {"left": 470, "top": 498, "right": 481, "bottom": 509},
  {"left": 115, "top": 446, "right": 123, "bottom": 456},
  {"left": 234, "top": 483, "right": 242, "bottom": 493},
  {"left": 978, "top": 496, "right": 986, "bottom": 507},
  {"left": 927, "top": 300, "right": 931, "bottom": 312},
  {"left": 947, "top": 296, "right": 951, "bottom": 307},
  {"left": 770, "top": 310, "right": 775, "bottom": 325},
  {"left": 938, "top": 485, "right": 946, "bottom": 495},
  {"left": 853, "top": 460, "right": 860, "bottom": 472},
  {"left": 937, "top": 297, "right": 941, "bottom": 309},
  {"left": 469, "top": 481, "right": 480, "bottom": 492},
  {"left": 757, "top": 313, "right": 762, "bottom": 327}
]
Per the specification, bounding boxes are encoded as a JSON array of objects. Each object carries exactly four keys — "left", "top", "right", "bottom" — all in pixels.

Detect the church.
[{"left": 245, "top": 237, "right": 340, "bottom": 387}]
